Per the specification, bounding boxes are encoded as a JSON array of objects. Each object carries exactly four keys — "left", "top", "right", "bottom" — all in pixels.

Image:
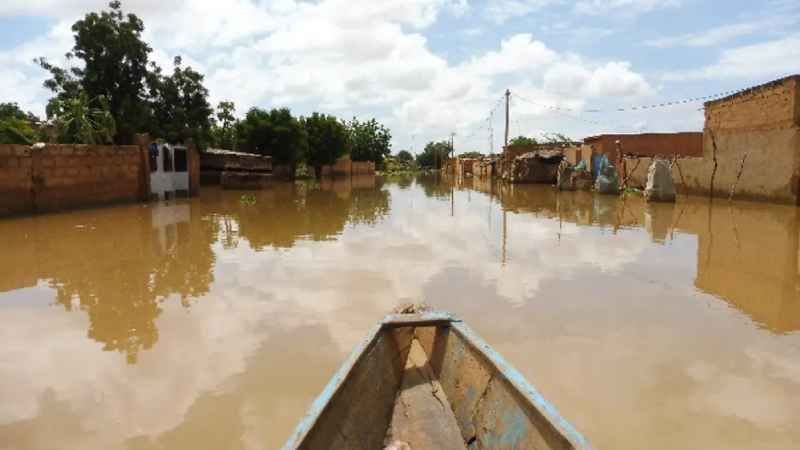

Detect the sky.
[{"left": 1, "top": 0, "right": 799, "bottom": 154}]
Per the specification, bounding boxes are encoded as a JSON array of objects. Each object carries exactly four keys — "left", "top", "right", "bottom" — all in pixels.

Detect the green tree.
[
  {"left": 37, "top": 1, "right": 151, "bottom": 144},
  {"left": 459, "top": 151, "right": 483, "bottom": 159},
  {"left": 347, "top": 118, "right": 391, "bottom": 168},
  {"left": 542, "top": 133, "right": 574, "bottom": 145},
  {"left": 0, "top": 103, "right": 39, "bottom": 144},
  {"left": 396, "top": 150, "right": 414, "bottom": 164},
  {"left": 211, "top": 101, "right": 237, "bottom": 149},
  {"left": 302, "top": 112, "right": 349, "bottom": 179},
  {"left": 416, "top": 141, "right": 452, "bottom": 169},
  {"left": 146, "top": 56, "right": 213, "bottom": 148},
  {"left": 237, "top": 107, "right": 307, "bottom": 175},
  {"left": 509, "top": 135, "right": 538, "bottom": 146},
  {"left": 49, "top": 92, "right": 116, "bottom": 144}
]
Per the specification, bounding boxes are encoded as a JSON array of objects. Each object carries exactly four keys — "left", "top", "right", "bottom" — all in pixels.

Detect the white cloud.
[
  {"left": 543, "top": 60, "right": 652, "bottom": 97},
  {"left": 573, "top": 0, "right": 680, "bottom": 16},
  {"left": 487, "top": 0, "right": 563, "bottom": 24},
  {"left": 645, "top": 22, "right": 768, "bottom": 48},
  {"left": 662, "top": 34, "right": 800, "bottom": 81},
  {"left": 0, "top": 0, "right": 653, "bottom": 149}
]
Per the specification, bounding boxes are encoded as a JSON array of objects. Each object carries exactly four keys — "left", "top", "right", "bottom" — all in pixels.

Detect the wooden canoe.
[{"left": 283, "top": 312, "right": 593, "bottom": 450}]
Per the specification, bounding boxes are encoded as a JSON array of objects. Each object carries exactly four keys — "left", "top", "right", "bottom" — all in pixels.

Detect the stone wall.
[{"left": 0, "top": 144, "right": 147, "bottom": 216}]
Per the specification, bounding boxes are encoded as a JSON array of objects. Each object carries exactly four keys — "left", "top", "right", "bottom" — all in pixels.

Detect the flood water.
[{"left": 1, "top": 175, "right": 799, "bottom": 450}]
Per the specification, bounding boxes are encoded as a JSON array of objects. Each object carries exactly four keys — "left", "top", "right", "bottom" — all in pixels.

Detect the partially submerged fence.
[{"left": 0, "top": 136, "right": 199, "bottom": 216}]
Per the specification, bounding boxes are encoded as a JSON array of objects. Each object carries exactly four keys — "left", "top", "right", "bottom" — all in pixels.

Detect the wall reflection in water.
[
  {"left": 1, "top": 174, "right": 799, "bottom": 450},
  {"left": 0, "top": 176, "right": 391, "bottom": 364},
  {"left": 462, "top": 175, "right": 800, "bottom": 334}
]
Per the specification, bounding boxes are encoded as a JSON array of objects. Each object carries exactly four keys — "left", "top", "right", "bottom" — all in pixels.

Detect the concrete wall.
[{"left": 0, "top": 144, "right": 147, "bottom": 216}]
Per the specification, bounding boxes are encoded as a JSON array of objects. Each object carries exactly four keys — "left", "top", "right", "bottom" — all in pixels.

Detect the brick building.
[{"left": 583, "top": 132, "right": 703, "bottom": 168}]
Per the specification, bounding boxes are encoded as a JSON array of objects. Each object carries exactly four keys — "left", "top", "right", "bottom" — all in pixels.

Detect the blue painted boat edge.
[
  {"left": 280, "top": 322, "right": 383, "bottom": 450},
  {"left": 451, "top": 321, "right": 596, "bottom": 450},
  {"left": 381, "top": 310, "right": 457, "bottom": 325},
  {"left": 282, "top": 312, "right": 453, "bottom": 449}
]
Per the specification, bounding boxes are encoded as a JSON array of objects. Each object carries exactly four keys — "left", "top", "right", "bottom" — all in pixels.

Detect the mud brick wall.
[
  {"left": 320, "top": 155, "right": 351, "bottom": 177},
  {"left": 621, "top": 76, "right": 800, "bottom": 203},
  {"left": 703, "top": 75, "right": 800, "bottom": 203},
  {"left": 0, "top": 146, "right": 34, "bottom": 215},
  {"left": 0, "top": 144, "right": 148, "bottom": 216},
  {"left": 351, "top": 161, "right": 375, "bottom": 175},
  {"left": 705, "top": 76, "right": 798, "bottom": 132},
  {"left": 330, "top": 155, "right": 352, "bottom": 176},
  {"left": 585, "top": 133, "right": 703, "bottom": 169}
]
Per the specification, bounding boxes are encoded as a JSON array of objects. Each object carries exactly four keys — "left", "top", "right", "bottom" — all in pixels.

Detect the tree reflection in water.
[{"left": 30, "top": 176, "right": 389, "bottom": 363}]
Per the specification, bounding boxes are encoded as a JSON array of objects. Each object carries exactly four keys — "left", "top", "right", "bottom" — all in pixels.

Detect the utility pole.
[
  {"left": 489, "top": 112, "right": 494, "bottom": 156},
  {"left": 504, "top": 89, "right": 511, "bottom": 150},
  {"left": 450, "top": 132, "right": 456, "bottom": 158}
]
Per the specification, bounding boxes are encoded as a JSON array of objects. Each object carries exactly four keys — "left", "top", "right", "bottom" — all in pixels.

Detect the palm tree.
[{"left": 50, "top": 92, "right": 116, "bottom": 144}]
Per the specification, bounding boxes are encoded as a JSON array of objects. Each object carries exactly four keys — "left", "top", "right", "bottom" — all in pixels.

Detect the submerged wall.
[
  {"left": 0, "top": 144, "right": 147, "bottom": 216},
  {"left": 1, "top": 139, "right": 200, "bottom": 216},
  {"left": 625, "top": 75, "right": 800, "bottom": 203}
]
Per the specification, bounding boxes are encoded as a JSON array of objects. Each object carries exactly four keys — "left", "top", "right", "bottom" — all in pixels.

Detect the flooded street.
[{"left": 1, "top": 175, "right": 799, "bottom": 450}]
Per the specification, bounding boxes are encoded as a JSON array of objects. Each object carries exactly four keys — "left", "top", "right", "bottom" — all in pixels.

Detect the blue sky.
[{"left": 1, "top": 0, "right": 799, "bottom": 153}]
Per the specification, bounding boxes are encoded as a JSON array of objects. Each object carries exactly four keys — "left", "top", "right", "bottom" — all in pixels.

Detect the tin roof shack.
[
  {"left": 508, "top": 150, "right": 564, "bottom": 184},
  {"left": 501, "top": 143, "right": 572, "bottom": 180},
  {"left": 200, "top": 148, "right": 272, "bottom": 187}
]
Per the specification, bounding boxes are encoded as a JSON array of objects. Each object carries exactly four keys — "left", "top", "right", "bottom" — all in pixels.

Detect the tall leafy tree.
[
  {"left": 211, "top": 101, "right": 237, "bottom": 149},
  {"left": 302, "top": 113, "right": 349, "bottom": 178},
  {"left": 236, "top": 107, "right": 307, "bottom": 175},
  {"left": 146, "top": 56, "right": 213, "bottom": 148},
  {"left": 347, "top": 118, "right": 391, "bottom": 168},
  {"left": 37, "top": 1, "right": 151, "bottom": 144},
  {"left": 416, "top": 141, "right": 452, "bottom": 169},
  {"left": 396, "top": 150, "right": 414, "bottom": 164}
]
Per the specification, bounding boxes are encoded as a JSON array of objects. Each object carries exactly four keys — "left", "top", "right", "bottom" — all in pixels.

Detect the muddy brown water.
[{"left": 1, "top": 175, "right": 799, "bottom": 450}]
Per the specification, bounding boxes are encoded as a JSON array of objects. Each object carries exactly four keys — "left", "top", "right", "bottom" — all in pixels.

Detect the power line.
[
  {"left": 512, "top": 93, "right": 629, "bottom": 131},
  {"left": 511, "top": 88, "right": 747, "bottom": 115}
]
